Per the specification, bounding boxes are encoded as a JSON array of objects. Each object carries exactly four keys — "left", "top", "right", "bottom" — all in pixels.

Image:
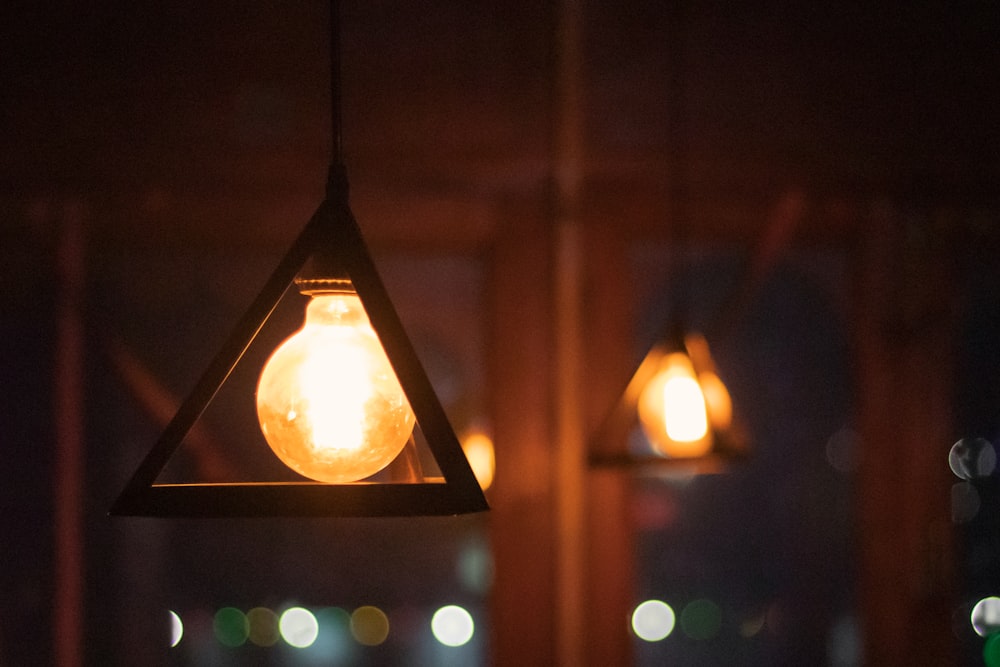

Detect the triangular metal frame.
[
  {"left": 110, "top": 188, "right": 490, "bottom": 518},
  {"left": 588, "top": 332, "right": 748, "bottom": 474}
]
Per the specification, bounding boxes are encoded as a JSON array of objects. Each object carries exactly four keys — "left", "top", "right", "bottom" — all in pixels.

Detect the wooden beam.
[
  {"left": 854, "top": 200, "right": 958, "bottom": 665},
  {"left": 53, "top": 201, "right": 85, "bottom": 667},
  {"left": 583, "top": 221, "right": 635, "bottom": 666},
  {"left": 488, "top": 194, "right": 556, "bottom": 665}
]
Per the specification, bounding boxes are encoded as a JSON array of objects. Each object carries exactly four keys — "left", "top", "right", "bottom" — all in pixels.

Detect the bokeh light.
[
  {"left": 457, "top": 538, "right": 494, "bottom": 595},
  {"left": 214, "top": 607, "right": 249, "bottom": 647},
  {"left": 950, "top": 437, "right": 996, "bottom": 480},
  {"left": 431, "top": 605, "right": 475, "bottom": 647},
  {"left": 738, "top": 610, "right": 766, "bottom": 638},
  {"left": 825, "top": 427, "right": 858, "bottom": 473},
  {"left": 952, "top": 481, "right": 981, "bottom": 523},
  {"left": 827, "top": 614, "right": 861, "bottom": 667},
  {"left": 310, "top": 608, "right": 357, "bottom": 664},
  {"left": 986, "top": 633, "right": 1000, "bottom": 667},
  {"left": 169, "top": 610, "right": 183, "bottom": 647},
  {"left": 350, "top": 606, "right": 390, "bottom": 646},
  {"left": 316, "top": 606, "right": 351, "bottom": 635},
  {"left": 680, "top": 598, "right": 722, "bottom": 640},
  {"left": 280, "top": 607, "right": 319, "bottom": 649},
  {"left": 247, "top": 607, "right": 280, "bottom": 647},
  {"left": 461, "top": 430, "right": 496, "bottom": 490},
  {"left": 631, "top": 600, "right": 676, "bottom": 641},
  {"left": 972, "top": 597, "right": 1000, "bottom": 637}
]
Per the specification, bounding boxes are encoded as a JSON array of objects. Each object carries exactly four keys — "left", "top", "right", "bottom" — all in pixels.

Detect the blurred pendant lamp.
[
  {"left": 110, "top": 0, "right": 488, "bottom": 517},
  {"left": 590, "top": 0, "right": 746, "bottom": 473},
  {"left": 590, "top": 322, "right": 747, "bottom": 472}
]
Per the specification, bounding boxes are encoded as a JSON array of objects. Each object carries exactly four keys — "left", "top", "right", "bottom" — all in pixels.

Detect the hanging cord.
[
  {"left": 329, "top": 0, "right": 343, "bottom": 166},
  {"left": 298, "top": 0, "right": 349, "bottom": 285},
  {"left": 327, "top": 0, "right": 349, "bottom": 201},
  {"left": 662, "top": 0, "right": 690, "bottom": 335}
]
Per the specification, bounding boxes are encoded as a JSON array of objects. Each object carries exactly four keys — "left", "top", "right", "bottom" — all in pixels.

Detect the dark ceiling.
[{"left": 2, "top": 1, "right": 998, "bottom": 250}]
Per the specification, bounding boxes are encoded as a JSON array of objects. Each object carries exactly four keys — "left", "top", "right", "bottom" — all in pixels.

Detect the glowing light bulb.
[
  {"left": 256, "top": 290, "right": 415, "bottom": 483},
  {"left": 637, "top": 352, "right": 711, "bottom": 457}
]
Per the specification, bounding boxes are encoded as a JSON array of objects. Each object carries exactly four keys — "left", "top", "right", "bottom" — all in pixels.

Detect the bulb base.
[{"left": 295, "top": 277, "right": 354, "bottom": 295}]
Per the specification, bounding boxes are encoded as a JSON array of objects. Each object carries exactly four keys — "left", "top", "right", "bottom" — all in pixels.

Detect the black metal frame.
[
  {"left": 111, "top": 185, "right": 489, "bottom": 517},
  {"left": 110, "top": 1, "right": 488, "bottom": 518}
]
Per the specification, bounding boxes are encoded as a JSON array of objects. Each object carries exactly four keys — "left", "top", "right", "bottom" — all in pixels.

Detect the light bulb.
[
  {"left": 637, "top": 352, "right": 711, "bottom": 458},
  {"left": 256, "top": 290, "right": 415, "bottom": 483}
]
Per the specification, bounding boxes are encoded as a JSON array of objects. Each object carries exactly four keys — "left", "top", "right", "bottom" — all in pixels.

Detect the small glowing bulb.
[
  {"left": 638, "top": 352, "right": 711, "bottom": 457},
  {"left": 256, "top": 290, "right": 415, "bottom": 483}
]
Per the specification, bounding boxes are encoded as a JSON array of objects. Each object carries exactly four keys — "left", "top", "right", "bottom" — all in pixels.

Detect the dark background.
[{"left": 2, "top": 1, "right": 999, "bottom": 664}]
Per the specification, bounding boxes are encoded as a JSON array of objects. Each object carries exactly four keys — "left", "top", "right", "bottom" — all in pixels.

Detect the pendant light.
[
  {"left": 589, "top": 0, "right": 746, "bottom": 473},
  {"left": 110, "top": 1, "right": 488, "bottom": 517},
  {"left": 590, "top": 323, "right": 746, "bottom": 473}
]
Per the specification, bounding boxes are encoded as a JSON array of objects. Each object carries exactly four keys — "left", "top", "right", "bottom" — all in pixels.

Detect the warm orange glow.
[
  {"left": 247, "top": 607, "right": 280, "bottom": 647},
  {"left": 698, "top": 371, "right": 732, "bottom": 430},
  {"left": 350, "top": 606, "right": 390, "bottom": 646},
  {"left": 461, "top": 430, "right": 495, "bottom": 490},
  {"left": 685, "top": 333, "right": 732, "bottom": 430},
  {"left": 637, "top": 352, "right": 711, "bottom": 458},
  {"left": 256, "top": 292, "right": 415, "bottom": 483}
]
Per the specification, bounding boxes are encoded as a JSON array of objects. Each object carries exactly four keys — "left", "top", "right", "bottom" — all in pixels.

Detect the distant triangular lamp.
[
  {"left": 591, "top": 325, "right": 747, "bottom": 473},
  {"left": 589, "top": 0, "right": 746, "bottom": 472},
  {"left": 110, "top": 1, "right": 488, "bottom": 518}
]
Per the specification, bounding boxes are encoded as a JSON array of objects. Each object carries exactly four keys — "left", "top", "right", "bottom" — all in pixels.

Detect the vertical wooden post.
[
  {"left": 489, "top": 196, "right": 556, "bottom": 666},
  {"left": 854, "top": 200, "right": 957, "bottom": 666},
  {"left": 554, "top": 216, "right": 586, "bottom": 667},
  {"left": 491, "top": 2, "right": 633, "bottom": 663},
  {"left": 54, "top": 200, "right": 85, "bottom": 667},
  {"left": 583, "top": 222, "right": 635, "bottom": 666},
  {"left": 552, "top": 0, "right": 586, "bottom": 662}
]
